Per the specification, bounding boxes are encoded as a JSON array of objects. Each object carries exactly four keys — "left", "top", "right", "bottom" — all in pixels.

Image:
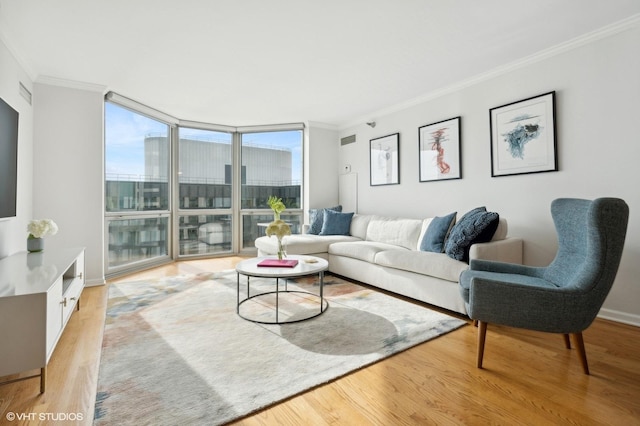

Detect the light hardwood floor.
[{"left": 1, "top": 257, "right": 639, "bottom": 425}]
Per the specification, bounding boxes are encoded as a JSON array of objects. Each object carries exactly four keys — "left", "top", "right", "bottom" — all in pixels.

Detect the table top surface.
[
  {"left": 236, "top": 255, "right": 328, "bottom": 278},
  {"left": 0, "top": 247, "right": 85, "bottom": 297}
]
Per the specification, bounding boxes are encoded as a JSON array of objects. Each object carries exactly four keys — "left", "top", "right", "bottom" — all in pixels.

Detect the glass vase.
[
  {"left": 27, "top": 236, "right": 44, "bottom": 253},
  {"left": 277, "top": 238, "right": 286, "bottom": 260}
]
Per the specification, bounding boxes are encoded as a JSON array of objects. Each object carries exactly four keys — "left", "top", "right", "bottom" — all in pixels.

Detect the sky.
[
  {"left": 105, "top": 102, "right": 302, "bottom": 181},
  {"left": 105, "top": 102, "right": 167, "bottom": 178}
]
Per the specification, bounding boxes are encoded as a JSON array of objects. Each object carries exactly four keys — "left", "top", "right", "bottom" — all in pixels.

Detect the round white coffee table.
[{"left": 236, "top": 255, "right": 329, "bottom": 324}]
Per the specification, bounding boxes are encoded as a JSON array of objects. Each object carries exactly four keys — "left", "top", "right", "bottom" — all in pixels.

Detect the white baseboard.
[
  {"left": 86, "top": 278, "right": 106, "bottom": 287},
  {"left": 598, "top": 308, "right": 640, "bottom": 327}
]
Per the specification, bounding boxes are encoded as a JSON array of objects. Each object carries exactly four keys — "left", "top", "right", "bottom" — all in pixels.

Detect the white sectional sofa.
[{"left": 255, "top": 213, "right": 523, "bottom": 315}]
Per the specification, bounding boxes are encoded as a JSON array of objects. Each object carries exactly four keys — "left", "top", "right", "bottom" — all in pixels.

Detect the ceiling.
[{"left": 1, "top": 1, "right": 639, "bottom": 128}]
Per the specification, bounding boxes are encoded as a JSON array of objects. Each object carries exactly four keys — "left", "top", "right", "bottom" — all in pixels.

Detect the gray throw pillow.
[
  {"left": 420, "top": 212, "right": 457, "bottom": 253},
  {"left": 308, "top": 205, "right": 342, "bottom": 234}
]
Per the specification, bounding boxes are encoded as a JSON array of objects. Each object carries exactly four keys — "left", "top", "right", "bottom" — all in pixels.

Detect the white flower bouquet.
[
  {"left": 27, "top": 219, "right": 59, "bottom": 239},
  {"left": 266, "top": 220, "right": 291, "bottom": 260}
]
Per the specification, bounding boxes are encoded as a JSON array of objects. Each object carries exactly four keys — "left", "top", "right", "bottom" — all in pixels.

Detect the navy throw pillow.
[
  {"left": 445, "top": 207, "right": 499, "bottom": 262},
  {"left": 420, "top": 212, "right": 457, "bottom": 253},
  {"left": 319, "top": 209, "right": 354, "bottom": 236},
  {"left": 308, "top": 205, "right": 342, "bottom": 234}
]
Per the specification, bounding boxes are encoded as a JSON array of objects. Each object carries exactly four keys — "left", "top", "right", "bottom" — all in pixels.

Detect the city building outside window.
[{"left": 105, "top": 103, "right": 171, "bottom": 272}]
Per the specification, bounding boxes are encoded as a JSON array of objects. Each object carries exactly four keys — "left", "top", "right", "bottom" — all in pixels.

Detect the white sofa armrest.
[{"left": 469, "top": 237, "right": 523, "bottom": 264}]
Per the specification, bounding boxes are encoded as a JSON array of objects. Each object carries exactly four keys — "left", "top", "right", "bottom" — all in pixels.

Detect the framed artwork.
[
  {"left": 490, "top": 91, "right": 557, "bottom": 177},
  {"left": 418, "top": 116, "right": 461, "bottom": 182},
  {"left": 370, "top": 133, "right": 400, "bottom": 186}
]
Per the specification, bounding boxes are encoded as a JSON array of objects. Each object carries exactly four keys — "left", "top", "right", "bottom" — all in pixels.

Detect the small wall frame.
[
  {"left": 418, "top": 116, "right": 461, "bottom": 182},
  {"left": 370, "top": 133, "right": 400, "bottom": 186},
  {"left": 490, "top": 91, "right": 557, "bottom": 177}
]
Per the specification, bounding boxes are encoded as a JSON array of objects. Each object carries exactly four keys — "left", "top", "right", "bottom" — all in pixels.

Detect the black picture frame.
[
  {"left": 369, "top": 133, "right": 400, "bottom": 186},
  {"left": 490, "top": 91, "right": 557, "bottom": 177},
  {"left": 418, "top": 116, "right": 461, "bottom": 182}
]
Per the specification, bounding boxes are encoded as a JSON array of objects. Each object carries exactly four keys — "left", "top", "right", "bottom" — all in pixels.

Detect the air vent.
[
  {"left": 341, "top": 134, "right": 356, "bottom": 146},
  {"left": 19, "top": 82, "right": 32, "bottom": 105}
]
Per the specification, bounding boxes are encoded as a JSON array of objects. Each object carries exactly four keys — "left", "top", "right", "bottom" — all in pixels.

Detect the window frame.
[{"left": 104, "top": 92, "right": 305, "bottom": 275}]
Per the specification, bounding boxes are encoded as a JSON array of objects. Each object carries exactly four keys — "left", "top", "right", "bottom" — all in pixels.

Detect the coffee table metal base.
[{"left": 236, "top": 274, "right": 328, "bottom": 324}]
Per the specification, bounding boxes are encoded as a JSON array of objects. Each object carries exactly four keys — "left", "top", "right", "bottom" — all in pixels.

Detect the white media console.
[{"left": 0, "top": 247, "right": 85, "bottom": 392}]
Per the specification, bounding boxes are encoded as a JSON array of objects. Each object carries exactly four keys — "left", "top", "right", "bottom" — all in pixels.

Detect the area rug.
[{"left": 94, "top": 270, "right": 466, "bottom": 425}]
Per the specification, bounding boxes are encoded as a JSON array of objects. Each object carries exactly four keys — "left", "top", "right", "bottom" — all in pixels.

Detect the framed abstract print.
[
  {"left": 370, "top": 133, "right": 400, "bottom": 186},
  {"left": 418, "top": 116, "right": 461, "bottom": 182},
  {"left": 490, "top": 91, "right": 557, "bottom": 177}
]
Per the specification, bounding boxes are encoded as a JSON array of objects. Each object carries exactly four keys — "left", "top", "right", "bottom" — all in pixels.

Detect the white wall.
[
  {"left": 339, "top": 24, "right": 640, "bottom": 325},
  {"left": 0, "top": 38, "right": 33, "bottom": 257},
  {"left": 33, "top": 83, "right": 105, "bottom": 285},
  {"left": 304, "top": 122, "right": 340, "bottom": 214}
]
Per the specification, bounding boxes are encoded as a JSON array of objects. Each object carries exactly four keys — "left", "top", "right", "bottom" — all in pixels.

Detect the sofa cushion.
[
  {"left": 255, "top": 234, "right": 359, "bottom": 255},
  {"left": 419, "top": 212, "right": 456, "bottom": 253},
  {"left": 328, "top": 241, "right": 406, "bottom": 263},
  {"left": 365, "top": 216, "right": 424, "bottom": 250},
  {"left": 308, "top": 205, "right": 342, "bottom": 234},
  {"left": 416, "top": 218, "right": 433, "bottom": 250},
  {"left": 320, "top": 210, "right": 354, "bottom": 235},
  {"left": 445, "top": 207, "right": 499, "bottom": 262},
  {"left": 374, "top": 250, "right": 469, "bottom": 282},
  {"left": 349, "top": 214, "right": 372, "bottom": 240}
]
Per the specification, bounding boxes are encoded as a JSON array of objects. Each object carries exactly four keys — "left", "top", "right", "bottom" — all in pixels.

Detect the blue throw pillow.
[
  {"left": 308, "top": 205, "right": 342, "bottom": 234},
  {"left": 445, "top": 207, "right": 499, "bottom": 262},
  {"left": 319, "top": 209, "right": 354, "bottom": 236},
  {"left": 420, "top": 212, "right": 457, "bottom": 253}
]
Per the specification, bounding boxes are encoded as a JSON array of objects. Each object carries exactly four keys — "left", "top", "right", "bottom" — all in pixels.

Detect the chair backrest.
[{"left": 544, "top": 197, "right": 629, "bottom": 310}]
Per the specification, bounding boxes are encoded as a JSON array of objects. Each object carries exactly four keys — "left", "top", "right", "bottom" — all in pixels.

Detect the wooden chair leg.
[
  {"left": 477, "top": 321, "right": 487, "bottom": 369},
  {"left": 572, "top": 332, "right": 590, "bottom": 375},
  {"left": 563, "top": 333, "right": 571, "bottom": 349}
]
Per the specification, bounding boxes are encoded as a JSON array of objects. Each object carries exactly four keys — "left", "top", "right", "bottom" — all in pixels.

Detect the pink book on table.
[{"left": 257, "top": 259, "right": 299, "bottom": 268}]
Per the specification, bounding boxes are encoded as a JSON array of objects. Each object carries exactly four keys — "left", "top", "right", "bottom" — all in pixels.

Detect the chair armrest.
[
  {"left": 469, "top": 259, "right": 542, "bottom": 276},
  {"left": 469, "top": 237, "right": 523, "bottom": 264}
]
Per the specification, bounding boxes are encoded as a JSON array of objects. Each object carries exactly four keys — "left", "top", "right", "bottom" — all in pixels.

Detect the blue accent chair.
[{"left": 459, "top": 198, "right": 629, "bottom": 374}]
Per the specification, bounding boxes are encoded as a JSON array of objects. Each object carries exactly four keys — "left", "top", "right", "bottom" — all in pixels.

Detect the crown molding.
[
  {"left": 306, "top": 121, "right": 338, "bottom": 131},
  {"left": 35, "top": 75, "right": 107, "bottom": 93},
  {"left": 339, "top": 13, "right": 640, "bottom": 131}
]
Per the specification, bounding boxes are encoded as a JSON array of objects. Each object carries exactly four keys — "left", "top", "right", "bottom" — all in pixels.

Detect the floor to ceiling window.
[
  {"left": 240, "top": 130, "right": 303, "bottom": 250},
  {"left": 178, "top": 127, "right": 233, "bottom": 256},
  {"left": 104, "top": 102, "right": 172, "bottom": 273},
  {"left": 104, "top": 93, "right": 304, "bottom": 275}
]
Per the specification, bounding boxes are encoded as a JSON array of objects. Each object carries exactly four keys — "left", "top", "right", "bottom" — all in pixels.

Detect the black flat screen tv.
[{"left": 0, "top": 96, "right": 19, "bottom": 219}]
